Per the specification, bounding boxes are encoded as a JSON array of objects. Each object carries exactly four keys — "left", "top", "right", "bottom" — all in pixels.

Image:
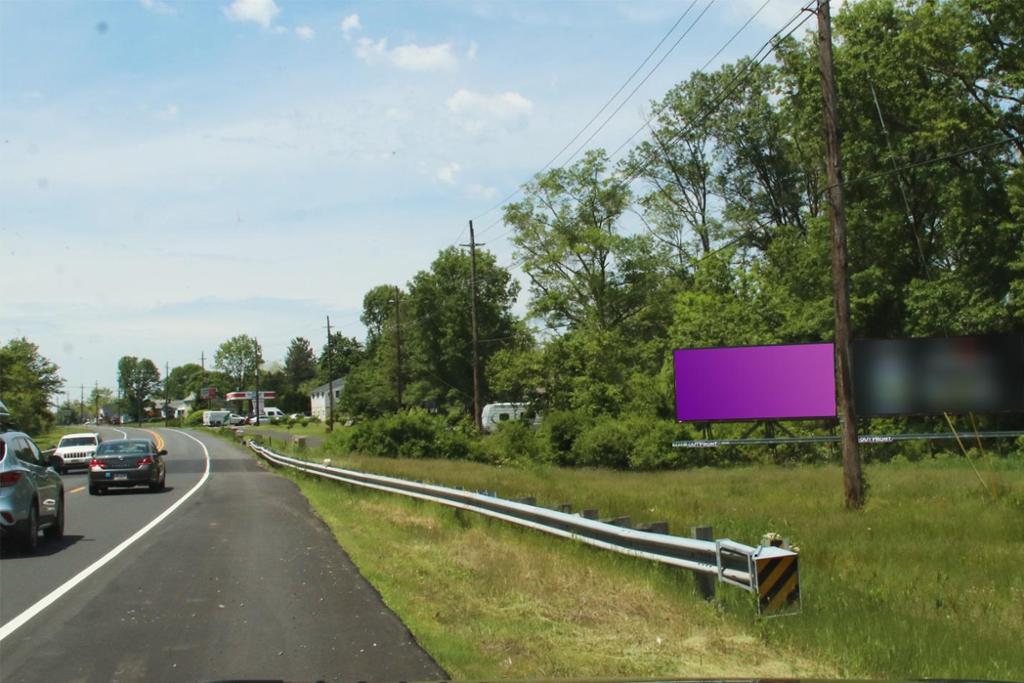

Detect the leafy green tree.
[
  {"left": 214, "top": 335, "right": 262, "bottom": 389},
  {"left": 164, "top": 363, "right": 204, "bottom": 399},
  {"left": 117, "top": 356, "right": 161, "bottom": 424},
  {"left": 284, "top": 337, "right": 317, "bottom": 390},
  {"left": 0, "top": 338, "right": 64, "bottom": 435},
  {"left": 505, "top": 150, "right": 661, "bottom": 332},
  {"left": 317, "top": 333, "right": 363, "bottom": 384},
  {"left": 405, "top": 246, "right": 524, "bottom": 413},
  {"left": 361, "top": 285, "right": 399, "bottom": 350}
]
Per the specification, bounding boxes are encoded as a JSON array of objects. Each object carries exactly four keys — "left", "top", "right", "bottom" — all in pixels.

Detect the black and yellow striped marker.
[{"left": 755, "top": 549, "right": 800, "bottom": 615}]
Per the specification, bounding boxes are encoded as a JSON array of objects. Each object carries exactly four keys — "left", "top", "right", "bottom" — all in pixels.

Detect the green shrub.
[
  {"left": 478, "top": 421, "right": 539, "bottom": 464},
  {"left": 344, "top": 409, "right": 470, "bottom": 460},
  {"left": 627, "top": 418, "right": 682, "bottom": 470},
  {"left": 536, "top": 410, "right": 591, "bottom": 465},
  {"left": 571, "top": 417, "right": 634, "bottom": 469},
  {"left": 184, "top": 410, "right": 204, "bottom": 427}
]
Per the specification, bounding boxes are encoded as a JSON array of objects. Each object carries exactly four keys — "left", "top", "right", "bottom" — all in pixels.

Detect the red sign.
[{"left": 225, "top": 391, "right": 276, "bottom": 401}]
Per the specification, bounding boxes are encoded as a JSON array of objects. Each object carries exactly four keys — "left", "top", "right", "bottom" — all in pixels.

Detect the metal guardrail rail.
[{"left": 248, "top": 441, "right": 801, "bottom": 615}]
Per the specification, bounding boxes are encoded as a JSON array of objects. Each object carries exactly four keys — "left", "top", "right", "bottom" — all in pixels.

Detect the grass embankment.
[
  {"left": 270, "top": 446, "right": 1023, "bottom": 680},
  {"left": 30, "top": 424, "right": 91, "bottom": 449},
  {"left": 232, "top": 422, "right": 328, "bottom": 438}
]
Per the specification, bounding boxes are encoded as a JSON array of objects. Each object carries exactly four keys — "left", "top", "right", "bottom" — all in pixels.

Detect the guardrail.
[{"left": 248, "top": 440, "right": 801, "bottom": 616}]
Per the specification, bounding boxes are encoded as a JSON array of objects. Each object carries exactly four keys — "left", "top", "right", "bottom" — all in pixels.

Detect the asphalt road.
[{"left": 0, "top": 427, "right": 445, "bottom": 683}]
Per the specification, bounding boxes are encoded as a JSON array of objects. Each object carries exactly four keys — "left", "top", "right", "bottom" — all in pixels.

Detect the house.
[
  {"left": 309, "top": 378, "right": 345, "bottom": 420},
  {"left": 152, "top": 398, "right": 194, "bottom": 419}
]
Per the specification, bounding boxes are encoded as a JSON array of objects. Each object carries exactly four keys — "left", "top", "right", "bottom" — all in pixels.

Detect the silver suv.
[{"left": 0, "top": 430, "right": 65, "bottom": 553}]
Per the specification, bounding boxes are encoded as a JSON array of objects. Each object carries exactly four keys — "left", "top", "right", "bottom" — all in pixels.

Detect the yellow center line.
[
  {"left": 143, "top": 429, "right": 166, "bottom": 451},
  {"left": 69, "top": 486, "right": 86, "bottom": 494}
]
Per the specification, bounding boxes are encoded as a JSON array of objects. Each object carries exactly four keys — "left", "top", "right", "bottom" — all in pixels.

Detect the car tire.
[
  {"left": 44, "top": 495, "right": 65, "bottom": 541},
  {"left": 20, "top": 504, "right": 39, "bottom": 553}
]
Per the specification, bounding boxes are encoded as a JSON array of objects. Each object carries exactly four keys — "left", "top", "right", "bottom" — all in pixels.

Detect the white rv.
[{"left": 480, "top": 403, "right": 540, "bottom": 433}]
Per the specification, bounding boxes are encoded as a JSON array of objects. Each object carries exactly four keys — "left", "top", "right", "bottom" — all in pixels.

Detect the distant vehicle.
[
  {"left": 0, "top": 430, "right": 65, "bottom": 553},
  {"left": 202, "top": 410, "right": 231, "bottom": 427},
  {"left": 288, "top": 413, "right": 309, "bottom": 420},
  {"left": 262, "top": 407, "right": 286, "bottom": 421},
  {"left": 52, "top": 432, "right": 103, "bottom": 474},
  {"left": 480, "top": 403, "right": 541, "bottom": 433},
  {"left": 89, "top": 439, "right": 166, "bottom": 495},
  {"left": 227, "top": 413, "right": 246, "bottom": 425}
]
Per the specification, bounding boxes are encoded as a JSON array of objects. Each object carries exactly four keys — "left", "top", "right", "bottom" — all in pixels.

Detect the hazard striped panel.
[{"left": 755, "top": 551, "right": 800, "bottom": 615}]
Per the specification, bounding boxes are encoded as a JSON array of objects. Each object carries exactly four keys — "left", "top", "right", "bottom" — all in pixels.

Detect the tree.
[
  {"left": 504, "top": 149, "right": 661, "bottom": 332},
  {"left": 283, "top": 337, "right": 317, "bottom": 390},
  {"left": 164, "top": 363, "right": 204, "bottom": 400},
  {"left": 117, "top": 356, "right": 161, "bottom": 424},
  {"left": 317, "top": 334, "right": 363, "bottom": 384},
  {"left": 360, "top": 285, "right": 399, "bottom": 350},
  {"left": 0, "top": 338, "right": 64, "bottom": 435},
  {"left": 404, "top": 246, "right": 524, "bottom": 413},
  {"left": 214, "top": 335, "right": 262, "bottom": 389}
]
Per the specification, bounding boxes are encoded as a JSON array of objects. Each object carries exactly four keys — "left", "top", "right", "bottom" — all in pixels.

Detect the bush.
[
  {"left": 536, "top": 410, "right": 591, "bottom": 465},
  {"left": 478, "top": 420, "right": 539, "bottom": 464},
  {"left": 627, "top": 418, "right": 682, "bottom": 470},
  {"left": 344, "top": 409, "right": 471, "bottom": 460},
  {"left": 184, "top": 410, "right": 204, "bottom": 427},
  {"left": 571, "top": 417, "right": 634, "bottom": 469}
]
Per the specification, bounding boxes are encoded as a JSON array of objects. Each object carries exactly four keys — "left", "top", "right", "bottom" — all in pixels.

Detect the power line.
[{"left": 470, "top": 0, "right": 709, "bottom": 228}]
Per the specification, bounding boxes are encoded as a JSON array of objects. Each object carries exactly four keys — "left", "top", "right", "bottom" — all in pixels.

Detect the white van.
[
  {"left": 202, "top": 410, "right": 231, "bottom": 426},
  {"left": 261, "top": 407, "right": 286, "bottom": 422},
  {"left": 480, "top": 403, "right": 540, "bottom": 433}
]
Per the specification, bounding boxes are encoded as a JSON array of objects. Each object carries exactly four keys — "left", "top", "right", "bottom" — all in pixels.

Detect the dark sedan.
[{"left": 89, "top": 439, "right": 167, "bottom": 495}]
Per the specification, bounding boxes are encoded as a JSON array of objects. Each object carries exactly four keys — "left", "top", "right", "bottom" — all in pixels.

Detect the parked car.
[
  {"left": 52, "top": 432, "right": 103, "bottom": 473},
  {"left": 89, "top": 439, "right": 166, "bottom": 495},
  {"left": 228, "top": 413, "right": 246, "bottom": 425},
  {"left": 0, "top": 430, "right": 65, "bottom": 552}
]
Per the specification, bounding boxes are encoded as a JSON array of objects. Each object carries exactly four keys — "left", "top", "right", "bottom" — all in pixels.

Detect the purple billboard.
[{"left": 674, "top": 343, "right": 837, "bottom": 422}]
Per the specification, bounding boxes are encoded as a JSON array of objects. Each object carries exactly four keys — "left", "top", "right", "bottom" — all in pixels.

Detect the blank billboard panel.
[
  {"left": 853, "top": 335, "right": 1024, "bottom": 416},
  {"left": 674, "top": 343, "right": 836, "bottom": 422}
]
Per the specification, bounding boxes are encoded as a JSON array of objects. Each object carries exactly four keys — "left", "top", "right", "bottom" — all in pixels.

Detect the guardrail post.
[
  {"left": 294, "top": 435, "right": 307, "bottom": 450},
  {"left": 582, "top": 508, "right": 598, "bottom": 519},
  {"left": 555, "top": 503, "right": 573, "bottom": 513},
  {"left": 692, "top": 526, "right": 716, "bottom": 600}
]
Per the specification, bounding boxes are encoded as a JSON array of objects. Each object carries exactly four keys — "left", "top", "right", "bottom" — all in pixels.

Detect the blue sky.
[{"left": 1, "top": 0, "right": 810, "bottom": 396}]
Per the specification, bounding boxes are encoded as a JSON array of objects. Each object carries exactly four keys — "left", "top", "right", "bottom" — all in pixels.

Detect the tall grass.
[{"left": 287, "top": 446, "right": 1023, "bottom": 679}]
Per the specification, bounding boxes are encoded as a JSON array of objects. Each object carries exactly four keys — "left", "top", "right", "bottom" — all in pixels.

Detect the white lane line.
[
  {"left": 0, "top": 429, "right": 211, "bottom": 642},
  {"left": 112, "top": 427, "right": 127, "bottom": 439}
]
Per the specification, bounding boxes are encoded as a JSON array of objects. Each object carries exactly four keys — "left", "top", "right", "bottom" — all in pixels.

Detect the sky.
[{"left": 1, "top": 0, "right": 813, "bottom": 397}]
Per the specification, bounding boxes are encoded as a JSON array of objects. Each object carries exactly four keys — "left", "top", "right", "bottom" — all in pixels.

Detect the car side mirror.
[
  {"left": 48, "top": 455, "right": 61, "bottom": 469},
  {"left": 158, "top": 449, "right": 167, "bottom": 456}
]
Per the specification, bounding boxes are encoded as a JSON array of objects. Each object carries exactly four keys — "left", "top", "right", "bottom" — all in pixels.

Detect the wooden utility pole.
[
  {"left": 394, "top": 287, "right": 404, "bottom": 410},
  {"left": 816, "top": 0, "right": 865, "bottom": 508},
  {"left": 462, "top": 220, "right": 484, "bottom": 431},
  {"left": 325, "top": 315, "right": 335, "bottom": 433},
  {"left": 165, "top": 362, "right": 170, "bottom": 426},
  {"left": 200, "top": 351, "right": 206, "bottom": 409}
]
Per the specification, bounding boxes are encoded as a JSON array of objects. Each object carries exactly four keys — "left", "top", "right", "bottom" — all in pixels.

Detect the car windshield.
[
  {"left": 96, "top": 441, "right": 152, "bottom": 456},
  {"left": 59, "top": 437, "right": 97, "bottom": 447}
]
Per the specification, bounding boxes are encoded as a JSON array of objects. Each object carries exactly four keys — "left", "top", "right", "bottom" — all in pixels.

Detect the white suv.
[{"left": 52, "top": 433, "right": 103, "bottom": 473}]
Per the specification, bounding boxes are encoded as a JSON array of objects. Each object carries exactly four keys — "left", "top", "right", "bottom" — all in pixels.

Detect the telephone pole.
[
  {"left": 461, "top": 220, "right": 484, "bottom": 431},
  {"left": 94, "top": 380, "right": 99, "bottom": 423},
  {"left": 393, "top": 287, "right": 403, "bottom": 410},
  {"left": 325, "top": 315, "right": 335, "bottom": 432},
  {"left": 817, "top": 0, "right": 864, "bottom": 508},
  {"left": 200, "top": 351, "right": 206, "bottom": 409},
  {"left": 255, "top": 343, "right": 262, "bottom": 426},
  {"left": 79, "top": 384, "right": 85, "bottom": 424}
]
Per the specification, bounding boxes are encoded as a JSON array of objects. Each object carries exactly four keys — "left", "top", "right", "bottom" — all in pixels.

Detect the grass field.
[
  {"left": 30, "top": 424, "right": 94, "bottom": 449},
  {"left": 266, "top": 443, "right": 1023, "bottom": 679}
]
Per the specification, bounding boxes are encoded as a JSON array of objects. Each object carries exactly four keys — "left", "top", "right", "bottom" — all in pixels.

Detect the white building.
[{"left": 309, "top": 378, "right": 345, "bottom": 420}]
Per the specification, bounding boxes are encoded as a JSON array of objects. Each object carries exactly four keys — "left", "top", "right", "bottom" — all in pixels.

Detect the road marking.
[
  {"left": 144, "top": 429, "right": 165, "bottom": 451},
  {"left": 111, "top": 427, "right": 127, "bottom": 439},
  {"left": 0, "top": 429, "right": 211, "bottom": 642},
  {"left": 69, "top": 486, "right": 85, "bottom": 494}
]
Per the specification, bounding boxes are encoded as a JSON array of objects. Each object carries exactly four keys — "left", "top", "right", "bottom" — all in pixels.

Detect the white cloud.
[
  {"left": 295, "top": 25, "right": 314, "bottom": 40},
  {"left": 466, "top": 41, "right": 479, "bottom": 60},
  {"left": 155, "top": 104, "right": 179, "bottom": 121},
  {"left": 445, "top": 89, "right": 533, "bottom": 135},
  {"left": 140, "top": 0, "right": 176, "bottom": 15},
  {"left": 340, "top": 13, "right": 361, "bottom": 39},
  {"left": 223, "top": 0, "right": 280, "bottom": 28},
  {"left": 354, "top": 37, "right": 457, "bottom": 72},
  {"left": 467, "top": 183, "right": 497, "bottom": 200},
  {"left": 436, "top": 162, "right": 461, "bottom": 186}
]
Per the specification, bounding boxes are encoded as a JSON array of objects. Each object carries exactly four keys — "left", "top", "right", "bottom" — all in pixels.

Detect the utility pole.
[
  {"left": 94, "top": 380, "right": 99, "bottom": 424},
  {"left": 393, "top": 287, "right": 404, "bottom": 410},
  {"left": 164, "top": 362, "right": 170, "bottom": 426},
  {"left": 817, "top": 0, "right": 864, "bottom": 509},
  {"left": 325, "top": 315, "right": 335, "bottom": 433},
  {"left": 461, "top": 220, "right": 484, "bottom": 431},
  {"left": 255, "top": 345, "right": 261, "bottom": 427},
  {"left": 200, "top": 351, "right": 206, "bottom": 409},
  {"left": 79, "top": 384, "right": 85, "bottom": 424}
]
